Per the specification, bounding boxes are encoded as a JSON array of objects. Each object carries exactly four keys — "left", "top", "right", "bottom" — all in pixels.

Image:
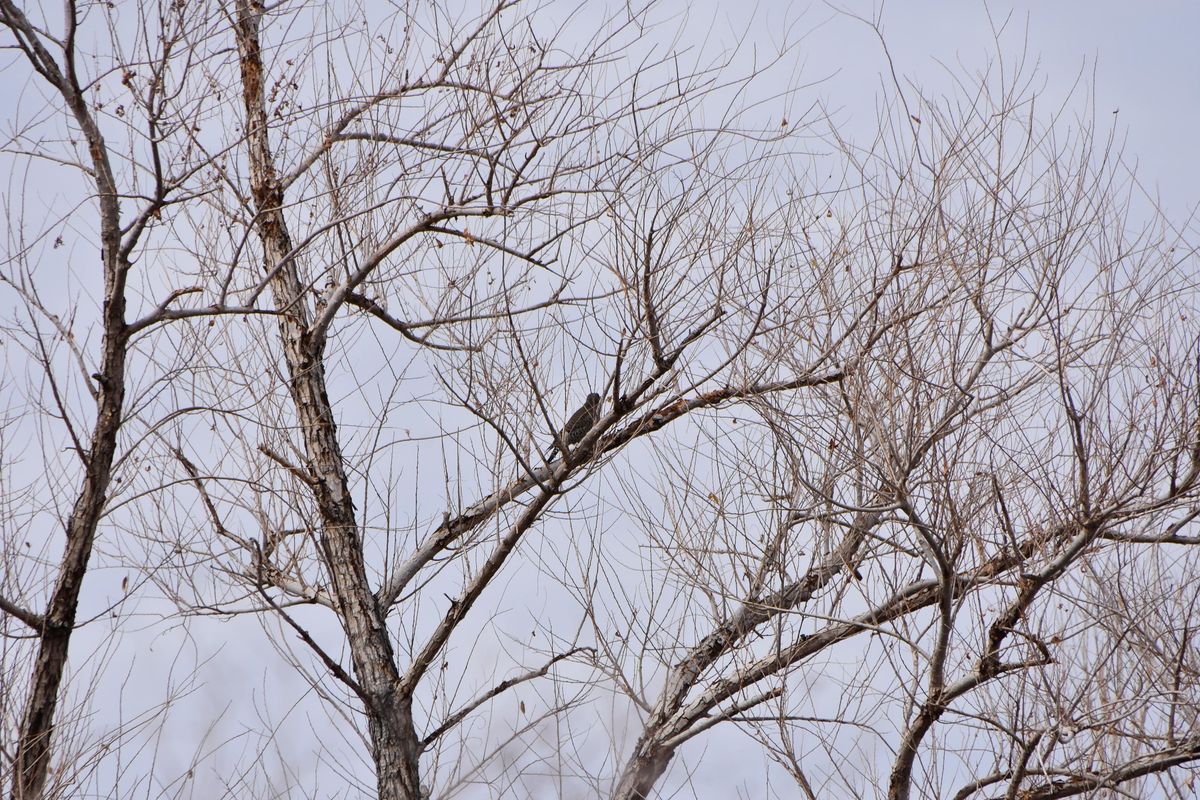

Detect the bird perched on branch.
[{"left": 546, "top": 392, "right": 601, "bottom": 460}]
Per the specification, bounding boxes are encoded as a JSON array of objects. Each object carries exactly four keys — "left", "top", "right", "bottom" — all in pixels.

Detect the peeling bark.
[{"left": 232, "top": 2, "right": 422, "bottom": 797}]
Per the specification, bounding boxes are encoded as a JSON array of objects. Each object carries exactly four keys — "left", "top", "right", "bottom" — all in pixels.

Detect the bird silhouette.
[{"left": 546, "top": 392, "right": 601, "bottom": 460}]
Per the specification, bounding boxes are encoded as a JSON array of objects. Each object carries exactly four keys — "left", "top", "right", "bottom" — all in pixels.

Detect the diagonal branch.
[
  {"left": 420, "top": 646, "right": 592, "bottom": 749},
  {"left": 0, "top": 593, "right": 43, "bottom": 630},
  {"left": 375, "top": 368, "right": 845, "bottom": 612}
]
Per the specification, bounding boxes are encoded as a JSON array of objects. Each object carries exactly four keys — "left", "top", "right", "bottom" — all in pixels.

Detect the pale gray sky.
[
  {"left": 3, "top": 2, "right": 1197, "bottom": 798},
  {"left": 682, "top": 0, "right": 1199, "bottom": 218}
]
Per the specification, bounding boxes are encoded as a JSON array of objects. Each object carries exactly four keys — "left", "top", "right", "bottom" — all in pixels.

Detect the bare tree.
[
  {"left": 1, "top": 0, "right": 263, "bottom": 796},
  {"left": 597, "top": 53, "right": 1200, "bottom": 800},
  {"left": 190, "top": 2, "right": 822, "bottom": 796},
  {"left": 2, "top": 2, "right": 1198, "bottom": 800}
]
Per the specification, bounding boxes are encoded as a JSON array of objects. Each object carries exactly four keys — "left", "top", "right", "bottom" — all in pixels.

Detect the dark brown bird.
[{"left": 547, "top": 392, "right": 601, "bottom": 459}]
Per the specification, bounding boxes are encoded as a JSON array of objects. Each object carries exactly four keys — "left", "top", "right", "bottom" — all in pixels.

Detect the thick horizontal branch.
[
  {"left": 1002, "top": 736, "right": 1200, "bottom": 800},
  {"left": 332, "top": 131, "right": 490, "bottom": 157},
  {"left": 344, "top": 292, "right": 479, "bottom": 352},
  {"left": 0, "top": 593, "right": 43, "bottom": 630},
  {"left": 1099, "top": 508, "right": 1200, "bottom": 545},
  {"left": 125, "top": 301, "right": 277, "bottom": 338},
  {"left": 375, "top": 368, "right": 845, "bottom": 611}
]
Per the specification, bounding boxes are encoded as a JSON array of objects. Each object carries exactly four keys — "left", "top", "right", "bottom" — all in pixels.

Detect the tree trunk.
[
  {"left": 232, "top": 2, "right": 422, "bottom": 797},
  {"left": 2, "top": 0, "right": 130, "bottom": 795},
  {"left": 12, "top": 331, "right": 127, "bottom": 800},
  {"left": 612, "top": 740, "right": 676, "bottom": 800}
]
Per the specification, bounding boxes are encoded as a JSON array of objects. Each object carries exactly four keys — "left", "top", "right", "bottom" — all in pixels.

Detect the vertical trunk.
[
  {"left": 3, "top": 1, "right": 130, "bottom": 795},
  {"left": 12, "top": 312, "right": 127, "bottom": 800},
  {"left": 231, "top": 3, "right": 421, "bottom": 797},
  {"left": 612, "top": 740, "right": 676, "bottom": 800},
  {"left": 886, "top": 705, "right": 942, "bottom": 800},
  {"left": 612, "top": 671, "right": 693, "bottom": 800}
]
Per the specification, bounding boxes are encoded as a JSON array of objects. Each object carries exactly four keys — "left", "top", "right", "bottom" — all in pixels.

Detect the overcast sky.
[
  {"left": 4, "top": 1, "right": 1198, "bottom": 797},
  {"left": 680, "top": 0, "right": 1199, "bottom": 221}
]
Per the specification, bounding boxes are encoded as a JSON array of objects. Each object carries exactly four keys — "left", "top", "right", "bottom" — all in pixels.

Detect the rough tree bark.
[
  {"left": 5, "top": 3, "right": 1199, "bottom": 799},
  {"left": 232, "top": 2, "right": 422, "bottom": 797},
  {"left": 1, "top": 2, "right": 131, "bottom": 797}
]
